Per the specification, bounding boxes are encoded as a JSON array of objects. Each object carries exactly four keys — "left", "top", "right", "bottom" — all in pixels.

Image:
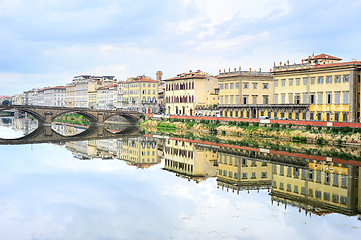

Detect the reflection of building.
[
  {"left": 120, "top": 137, "right": 160, "bottom": 168},
  {"left": 271, "top": 159, "right": 359, "bottom": 216},
  {"left": 217, "top": 147, "right": 272, "bottom": 194},
  {"left": 163, "top": 138, "right": 218, "bottom": 182}
]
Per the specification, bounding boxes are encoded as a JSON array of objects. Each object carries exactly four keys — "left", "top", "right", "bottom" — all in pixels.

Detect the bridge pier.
[{"left": 44, "top": 111, "right": 53, "bottom": 126}]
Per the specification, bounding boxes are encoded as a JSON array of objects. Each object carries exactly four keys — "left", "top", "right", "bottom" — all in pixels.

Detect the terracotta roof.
[
  {"left": 304, "top": 53, "right": 342, "bottom": 61},
  {"left": 311, "top": 61, "right": 361, "bottom": 68},
  {"left": 164, "top": 73, "right": 208, "bottom": 81}
]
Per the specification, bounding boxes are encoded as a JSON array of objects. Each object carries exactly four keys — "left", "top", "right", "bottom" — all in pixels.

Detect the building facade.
[
  {"left": 121, "top": 76, "right": 159, "bottom": 113},
  {"left": 217, "top": 68, "right": 274, "bottom": 118},
  {"left": 273, "top": 54, "right": 361, "bottom": 122},
  {"left": 164, "top": 70, "right": 218, "bottom": 115}
]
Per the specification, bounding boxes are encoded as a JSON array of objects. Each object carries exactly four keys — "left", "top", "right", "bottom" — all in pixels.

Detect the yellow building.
[
  {"left": 273, "top": 54, "right": 361, "bottom": 122},
  {"left": 121, "top": 75, "right": 159, "bottom": 113},
  {"left": 120, "top": 137, "right": 160, "bottom": 168},
  {"left": 217, "top": 68, "right": 273, "bottom": 118},
  {"left": 66, "top": 83, "right": 76, "bottom": 108},
  {"left": 163, "top": 138, "right": 218, "bottom": 182},
  {"left": 88, "top": 90, "right": 97, "bottom": 109},
  {"left": 164, "top": 70, "right": 218, "bottom": 115},
  {"left": 217, "top": 147, "right": 272, "bottom": 194},
  {"left": 271, "top": 159, "right": 358, "bottom": 216}
]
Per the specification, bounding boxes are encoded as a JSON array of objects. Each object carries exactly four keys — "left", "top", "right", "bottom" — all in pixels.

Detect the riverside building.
[
  {"left": 121, "top": 75, "right": 159, "bottom": 113},
  {"left": 164, "top": 70, "right": 218, "bottom": 115},
  {"left": 273, "top": 54, "right": 361, "bottom": 122},
  {"left": 217, "top": 68, "right": 274, "bottom": 118}
]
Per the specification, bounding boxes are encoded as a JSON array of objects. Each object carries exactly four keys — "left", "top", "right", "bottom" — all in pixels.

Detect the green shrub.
[
  {"left": 306, "top": 125, "right": 312, "bottom": 131},
  {"left": 222, "top": 130, "right": 226, "bottom": 136},
  {"left": 317, "top": 126, "right": 323, "bottom": 132},
  {"left": 288, "top": 123, "right": 293, "bottom": 129},
  {"left": 253, "top": 122, "right": 259, "bottom": 127}
]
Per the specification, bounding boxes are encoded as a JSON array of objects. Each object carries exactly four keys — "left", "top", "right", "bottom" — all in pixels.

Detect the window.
[
  {"left": 287, "top": 184, "right": 291, "bottom": 192},
  {"left": 281, "top": 94, "right": 285, "bottom": 104},
  {"left": 220, "top": 96, "right": 223, "bottom": 104},
  {"left": 236, "top": 83, "right": 239, "bottom": 89},
  {"left": 326, "top": 92, "right": 332, "bottom": 104},
  {"left": 253, "top": 83, "right": 257, "bottom": 89},
  {"left": 317, "top": 76, "right": 324, "bottom": 84},
  {"left": 343, "top": 91, "right": 349, "bottom": 104},
  {"left": 294, "top": 185, "right": 299, "bottom": 193},
  {"left": 341, "top": 175, "right": 347, "bottom": 188},
  {"left": 326, "top": 76, "right": 332, "bottom": 83},
  {"left": 253, "top": 96, "right": 257, "bottom": 104},
  {"left": 296, "top": 78, "right": 300, "bottom": 86},
  {"left": 311, "top": 77, "right": 315, "bottom": 85},
  {"left": 335, "top": 75, "right": 341, "bottom": 83},
  {"left": 309, "top": 189, "right": 313, "bottom": 197},
  {"left": 343, "top": 75, "right": 349, "bottom": 82},
  {"left": 333, "top": 173, "right": 339, "bottom": 186},
  {"left": 288, "top": 94, "right": 293, "bottom": 104},
  {"left": 279, "top": 182, "right": 284, "bottom": 190},
  {"left": 261, "top": 172, "right": 267, "bottom": 178},
  {"left": 263, "top": 83, "right": 269, "bottom": 89},
  {"left": 225, "top": 96, "right": 228, "bottom": 104},
  {"left": 274, "top": 95, "right": 278, "bottom": 104},
  {"left": 303, "top": 77, "right": 308, "bottom": 85},
  {"left": 243, "top": 83, "right": 249, "bottom": 89},
  {"left": 310, "top": 112, "right": 314, "bottom": 120},
  {"left": 335, "top": 92, "right": 340, "bottom": 104},
  {"left": 230, "top": 95, "right": 234, "bottom": 104},
  {"left": 281, "top": 79, "right": 286, "bottom": 86},
  {"left": 220, "top": 84, "right": 224, "bottom": 90},
  {"left": 274, "top": 80, "right": 278, "bottom": 87},
  {"left": 317, "top": 92, "right": 323, "bottom": 104},
  {"left": 323, "top": 192, "right": 330, "bottom": 201},
  {"left": 315, "top": 190, "right": 322, "bottom": 199},
  {"left": 225, "top": 83, "right": 228, "bottom": 89},
  {"left": 243, "top": 96, "right": 248, "bottom": 104},
  {"left": 294, "top": 95, "right": 301, "bottom": 104},
  {"left": 303, "top": 93, "right": 308, "bottom": 104},
  {"left": 280, "top": 166, "right": 284, "bottom": 175},
  {"left": 236, "top": 95, "right": 239, "bottom": 104},
  {"left": 310, "top": 93, "right": 315, "bottom": 104},
  {"left": 242, "top": 173, "right": 248, "bottom": 179},
  {"left": 316, "top": 170, "right": 321, "bottom": 182},
  {"left": 230, "top": 83, "right": 234, "bottom": 89},
  {"left": 289, "top": 78, "right": 293, "bottom": 86}
]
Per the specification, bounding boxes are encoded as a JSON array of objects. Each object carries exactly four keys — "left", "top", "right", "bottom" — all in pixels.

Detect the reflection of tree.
[{"left": 1, "top": 118, "right": 12, "bottom": 125}]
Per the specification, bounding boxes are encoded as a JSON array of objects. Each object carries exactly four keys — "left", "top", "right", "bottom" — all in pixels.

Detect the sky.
[{"left": 1, "top": 0, "right": 361, "bottom": 95}]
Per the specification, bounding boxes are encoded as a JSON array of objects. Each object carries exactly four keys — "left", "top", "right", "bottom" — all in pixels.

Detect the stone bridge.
[
  {"left": 0, "top": 105, "right": 140, "bottom": 125},
  {"left": 0, "top": 124, "right": 141, "bottom": 145}
]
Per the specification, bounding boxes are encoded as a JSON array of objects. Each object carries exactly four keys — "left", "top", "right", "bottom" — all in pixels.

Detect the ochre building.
[
  {"left": 273, "top": 54, "right": 361, "bottom": 122},
  {"left": 164, "top": 70, "right": 218, "bottom": 115}
]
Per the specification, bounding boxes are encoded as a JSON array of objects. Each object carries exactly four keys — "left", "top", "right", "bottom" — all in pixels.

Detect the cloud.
[{"left": 0, "top": 0, "right": 361, "bottom": 95}]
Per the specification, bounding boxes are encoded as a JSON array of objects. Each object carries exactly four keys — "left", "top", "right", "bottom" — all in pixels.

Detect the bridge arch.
[
  {"left": 103, "top": 113, "right": 139, "bottom": 124},
  {"left": 51, "top": 110, "right": 98, "bottom": 125}
]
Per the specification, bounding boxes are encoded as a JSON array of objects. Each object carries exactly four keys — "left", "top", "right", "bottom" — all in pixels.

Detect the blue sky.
[{"left": 1, "top": 0, "right": 361, "bottom": 95}]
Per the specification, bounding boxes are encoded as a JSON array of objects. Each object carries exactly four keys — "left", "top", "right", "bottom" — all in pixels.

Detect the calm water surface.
[{"left": 0, "top": 117, "right": 360, "bottom": 240}]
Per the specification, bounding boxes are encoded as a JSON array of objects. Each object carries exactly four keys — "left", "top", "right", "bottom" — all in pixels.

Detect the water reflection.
[
  {"left": 0, "top": 116, "right": 38, "bottom": 139},
  {"left": 0, "top": 118, "right": 361, "bottom": 238}
]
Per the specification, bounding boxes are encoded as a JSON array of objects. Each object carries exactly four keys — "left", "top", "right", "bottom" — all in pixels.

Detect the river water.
[{"left": 0, "top": 117, "right": 360, "bottom": 240}]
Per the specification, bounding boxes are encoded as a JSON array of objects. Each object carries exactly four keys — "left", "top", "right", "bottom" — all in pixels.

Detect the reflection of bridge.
[
  {"left": 0, "top": 105, "right": 140, "bottom": 125},
  {"left": 0, "top": 124, "right": 140, "bottom": 145}
]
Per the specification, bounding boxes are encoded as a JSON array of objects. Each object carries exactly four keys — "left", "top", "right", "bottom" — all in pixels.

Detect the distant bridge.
[
  {"left": 0, "top": 124, "right": 141, "bottom": 145},
  {"left": 0, "top": 105, "right": 140, "bottom": 125}
]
